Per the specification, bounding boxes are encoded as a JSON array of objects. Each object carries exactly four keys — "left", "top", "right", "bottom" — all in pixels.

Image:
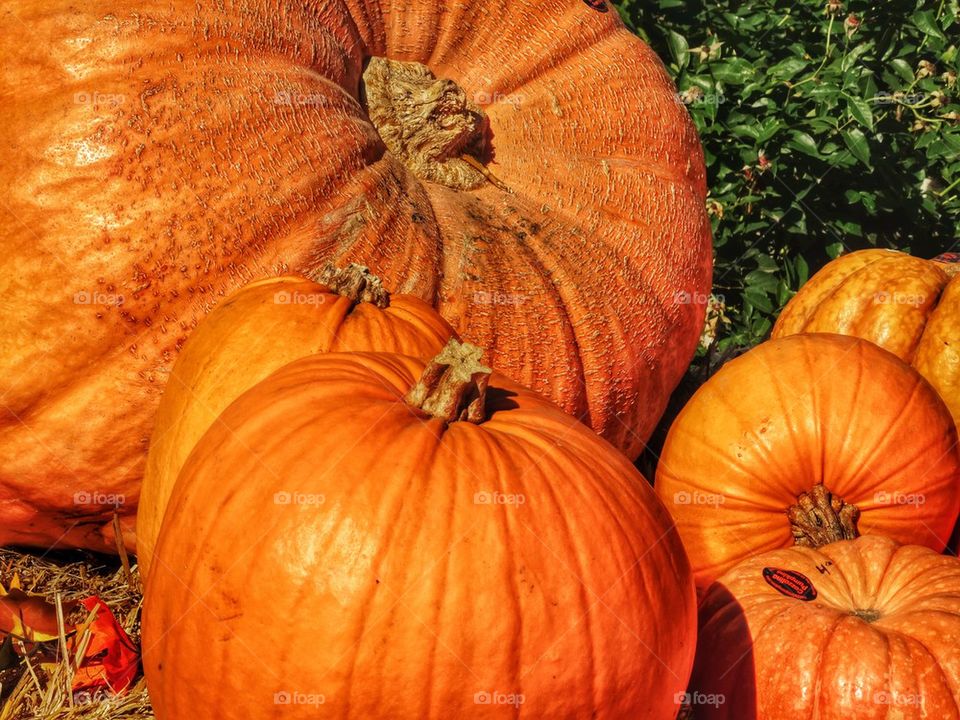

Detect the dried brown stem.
[
  {"left": 315, "top": 262, "right": 390, "bottom": 308},
  {"left": 405, "top": 339, "right": 491, "bottom": 424},
  {"left": 787, "top": 483, "right": 860, "bottom": 547}
]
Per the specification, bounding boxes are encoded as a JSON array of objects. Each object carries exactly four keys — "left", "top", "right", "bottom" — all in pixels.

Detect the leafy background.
[{"left": 613, "top": 0, "right": 960, "bottom": 350}]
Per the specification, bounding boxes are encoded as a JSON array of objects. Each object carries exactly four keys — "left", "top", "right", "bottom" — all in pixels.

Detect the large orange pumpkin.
[
  {"left": 655, "top": 334, "right": 960, "bottom": 590},
  {"left": 135, "top": 264, "right": 454, "bottom": 578},
  {"left": 773, "top": 249, "right": 960, "bottom": 425},
  {"left": 0, "top": 0, "right": 711, "bottom": 552},
  {"left": 691, "top": 535, "right": 960, "bottom": 719},
  {"left": 142, "top": 340, "right": 697, "bottom": 719}
]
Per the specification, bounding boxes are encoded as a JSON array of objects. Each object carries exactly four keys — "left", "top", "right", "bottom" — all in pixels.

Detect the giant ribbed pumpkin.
[
  {"left": 142, "top": 340, "right": 696, "bottom": 720},
  {"left": 655, "top": 334, "right": 960, "bottom": 590},
  {"left": 136, "top": 264, "right": 454, "bottom": 578},
  {"left": 692, "top": 535, "right": 960, "bottom": 719},
  {"left": 773, "top": 249, "right": 960, "bottom": 426},
  {"left": 0, "top": 0, "right": 711, "bottom": 553}
]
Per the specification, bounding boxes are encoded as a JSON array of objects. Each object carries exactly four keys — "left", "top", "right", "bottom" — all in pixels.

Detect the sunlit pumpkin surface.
[
  {"left": 0, "top": 0, "right": 711, "bottom": 552},
  {"left": 655, "top": 334, "right": 960, "bottom": 589},
  {"left": 143, "top": 350, "right": 696, "bottom": 719},
  {"left": 135, "top": 269, "right": 455, "bottom": 579},
  {"left": 693, "top": 535, "right": 960, "bottom": 720}
]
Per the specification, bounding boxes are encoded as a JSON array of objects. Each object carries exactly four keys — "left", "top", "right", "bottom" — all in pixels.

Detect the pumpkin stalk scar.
[
  {"left": 787, "top": 483, "right": 860, "bottom": 547},
  {"left": 312, "top": 262, "right": 390, "bottom": 308},
  {"left": 361, "top": 56, "right": 492, "bottom": 191},
  {"left": 405, "top": 339, "right": 491, "bottom": 424}
]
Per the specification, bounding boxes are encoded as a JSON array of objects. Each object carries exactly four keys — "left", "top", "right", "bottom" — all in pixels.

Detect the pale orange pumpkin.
[
  {"left": 0, "top": 0, "right": 711, "bottom": 552},
  {"left": 691, "top": 535, "right": 960, "bottom": 719},
  {"left": 135, "top": 264, "right": 454, "bottom": 578},
  {"left": 655, "top": 333, "right": 960, "bottom": 590},
  {"left": 142, "top": 340, "right": 697, "bottom": 719},
  {"left": 773, "top": 249, "right": 960, "bottom": 426}
]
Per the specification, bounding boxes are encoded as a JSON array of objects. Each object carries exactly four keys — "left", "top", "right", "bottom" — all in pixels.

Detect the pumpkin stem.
[
  {"left": 361, "top": 56, "right": 490, "bottom": 191},
  {"left": 405, "top": 339, "right": 491, "bottom": 424},
  {"left": 314, "top": 262, "right": 390, "bottom": 308},
  {"left": 787, "top": 483, "right": 860, "bottom": 547}
]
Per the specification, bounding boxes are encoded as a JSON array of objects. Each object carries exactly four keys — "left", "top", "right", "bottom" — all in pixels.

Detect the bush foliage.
[{"left": 614, "top": 0, "right": 960, "bottom": 349}]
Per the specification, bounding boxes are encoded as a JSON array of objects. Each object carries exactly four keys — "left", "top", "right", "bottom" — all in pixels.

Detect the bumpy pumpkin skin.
[
  {"left": 655, "top": 334, "right": 960, "bottom": 590},
  {"left": 692, "top": 536, "right": 960, "bottom": 719},
  {"left": 142, "top": 351, "right": 697, "bottom": 720},
  {"left": 135, "top": 273, "right": 454, "bottom": 579},
  {"left": 0, "top": 0, "right": 711, "bottom": 552},
  {"left": 773, "top": 249, "right": 960, "bottom": 425}
]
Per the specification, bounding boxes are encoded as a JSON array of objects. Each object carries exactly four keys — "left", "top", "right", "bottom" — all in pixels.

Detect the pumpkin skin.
[
  {"left": 142, "top": 347, "right": 697, "bottom": 720},
  {"left": 135, "top": 267, "right": 455, "bottom": 579},
  {"left": 654, "top": 333, "right": 960, "bottom": 590},
  {"left": 691, "top": 535, "right": 960, "bottom": 719},
  {"left": 773, "top": 249, "right": 960, "bottom": 425},
  {"left": 0, "top": 0, "right": 711, "bottom": 553}
]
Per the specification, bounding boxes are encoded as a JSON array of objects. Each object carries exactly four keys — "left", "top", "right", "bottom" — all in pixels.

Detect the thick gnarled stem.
[
  {"left": 787, "top": 483, "right": 860, "bottom": 547},
  {"left": 361, "top": 56, "right": 489, "bottom": 190},
  {"left": 315, "top": 262, "right": 390, "bottom": 308},
  {"left": 406, "top": 339, "right": 491, "bottom": 424}
]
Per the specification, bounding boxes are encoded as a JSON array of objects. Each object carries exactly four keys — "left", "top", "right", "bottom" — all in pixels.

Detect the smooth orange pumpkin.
[
  {"left": 142, "top": 340, "right": 696, "bottom": 719},
  {"left": 0, "top": 0, "right": 712, "bottom": 553},
  {"left": 655, "top": 333, "right": 960, "bottom": 590},
  {"left": 135, "top": 264, "right": 454, "bottom": 578},
  {"left": 773, "top": 249, "right": 960, "bottom": 425},
  {"left": 691, "top": 535, "right": 960, "bottom": 719}
]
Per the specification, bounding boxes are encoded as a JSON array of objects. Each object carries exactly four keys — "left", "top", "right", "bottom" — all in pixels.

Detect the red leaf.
[{"left": 71, "top": 597, "right": 139, "bottom": 695}]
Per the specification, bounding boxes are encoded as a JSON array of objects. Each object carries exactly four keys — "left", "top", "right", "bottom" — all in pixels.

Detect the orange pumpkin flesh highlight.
[
  {"left": 143, "top": 341, "right": 696, "bottom": 719},
  {"left": 692, "top": 535, "right": 960, "bottom": 719},
  {"left": 655, "top": 333, "right": 960, "bottom": 590},
  {"left": 773, "top": 248, "right": 960, "bottom": 426},
  {"left": 0, "top": 0, "right": 712, "bottom": 552},
  {"left": 136, "top": 265, "right": 454, "bottom": 579}
]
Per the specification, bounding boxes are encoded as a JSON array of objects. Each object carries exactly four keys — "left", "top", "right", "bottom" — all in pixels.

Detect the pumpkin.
[
  {"left": 691, "top": 535, "right": 960, "bottom": 719},
  {"left": 773, "top": 249, "right": 960, "bottom": 426},
  {"left": 0, "top": 0, "right": 712, "bottom": 552},
  {"left": 135, "top": 263, "right": 454, "bottom": 579},
  {"left": 142, "top": 339, "right": 696, "bottom": 719},
  {"left": 654, "top": 333, "right": 960, "bottom": 590}
]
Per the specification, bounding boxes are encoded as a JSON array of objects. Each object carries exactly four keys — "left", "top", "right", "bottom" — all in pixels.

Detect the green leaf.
[
  {"left": 913, "top": 10, "right": 947, "bottom": 42},
  {"left": 666, "top": 30, "right": 690, "bottom": 70},
  {"left": 846, "top": 96, "right": 874, "bottom": 130},
  {"left": 826, "top": 243, "right": 845, "bottom": 259},
  {"left": 787, "top": 131, "right": 819, "bottom": 158},
  {"left": 890, "top": 58, "right": 915, "bottom": 83},
  {"left": 842, "top": 128, "right": 871, "bottom": 167}
]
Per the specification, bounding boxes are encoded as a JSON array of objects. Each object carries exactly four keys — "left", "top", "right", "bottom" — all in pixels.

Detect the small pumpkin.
[
  {"left": 773, "top": 249, "right": 960, "bottom": 425},
  {"left": 655, "top": 333, "right": 960, "bottom": 590},
  {"left": 1, "top": 0, "right": 712, "bottom": 553},
  {"left": 136, "top": 264, "right": 454, "bottom": 578},
  {"left": 691, "top": 535, "right": 960, "bottom": 719},
  {"left": 142, "top": 340, "right": 696, "bottom": 719}
]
